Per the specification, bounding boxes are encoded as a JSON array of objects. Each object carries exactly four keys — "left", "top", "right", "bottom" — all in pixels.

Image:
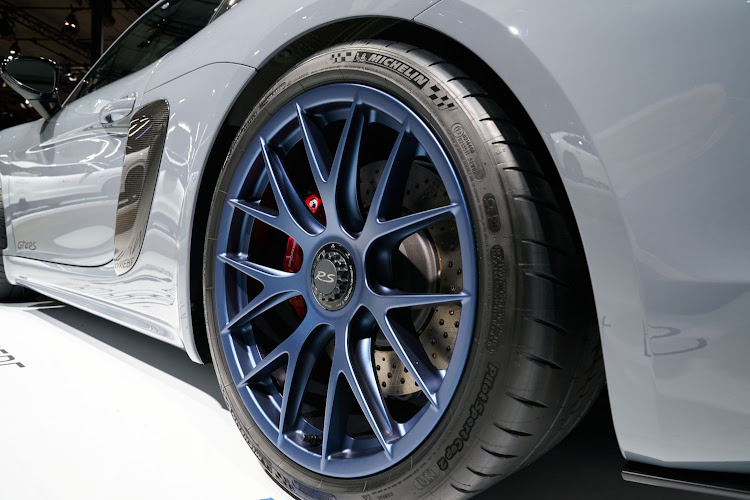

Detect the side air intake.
[{"left": 113, "top": 99, "right": 169, "bottom": 275}]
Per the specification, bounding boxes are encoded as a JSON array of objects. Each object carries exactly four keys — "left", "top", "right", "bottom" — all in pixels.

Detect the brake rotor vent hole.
[{"left": 359, "top": 159, "right": 461, "bottom": 398}]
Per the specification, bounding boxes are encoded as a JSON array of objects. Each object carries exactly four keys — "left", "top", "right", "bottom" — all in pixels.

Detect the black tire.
[
  {"left": 0, "top": 182, "right": 29, "bottom": 301},
  {"left": 203, "top": 40, "right": 604, "bottom": 499}
]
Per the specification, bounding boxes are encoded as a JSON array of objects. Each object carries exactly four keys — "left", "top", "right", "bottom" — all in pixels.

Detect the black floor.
[
  {"left": 479, "top": 393, "right": 708, "bottom": 500},
  {"left": 31, "top": 301, "right": 711, "bottom": 499}
]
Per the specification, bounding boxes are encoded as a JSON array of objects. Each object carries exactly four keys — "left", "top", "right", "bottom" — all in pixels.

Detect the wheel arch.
[
  {"left": 188, "top": 17, "right": 601, "bottom": 371},
  {"left": 188, "top": 17, "right": 404, "bottom": 362}
]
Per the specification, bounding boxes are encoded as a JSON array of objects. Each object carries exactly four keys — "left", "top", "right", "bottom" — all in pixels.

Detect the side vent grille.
[{"left": 113, "top": 99, "right": 169, "bottom": 275}]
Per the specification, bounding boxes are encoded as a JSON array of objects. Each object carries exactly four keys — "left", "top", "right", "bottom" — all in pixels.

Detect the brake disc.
[{"left": 359, "top": 159, "right": 463, "bottom": 397}]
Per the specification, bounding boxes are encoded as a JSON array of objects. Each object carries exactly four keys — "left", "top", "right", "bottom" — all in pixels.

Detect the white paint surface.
[
  {"left": 0, "top": 300, "right": 290, "bottom": 500},
  {"left": 0, "top": 300, "right": 693, "bottom": 500}
]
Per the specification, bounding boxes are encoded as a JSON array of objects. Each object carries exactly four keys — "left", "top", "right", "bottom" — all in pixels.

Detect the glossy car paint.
[
  {"left": 143, "top": 0, "right": 441, "bottom": 92},
  {"left": 0, "top": 0, "right": 747, "bottom": 475},
  {"left": 416, "top": 0, "right": 750, "bottom": 472},
  {"left": 2, "top": 61, "right": 255, "bottom": 355},
  {"left": 2, "top": 68, "right": 150, "bottom": 266}
]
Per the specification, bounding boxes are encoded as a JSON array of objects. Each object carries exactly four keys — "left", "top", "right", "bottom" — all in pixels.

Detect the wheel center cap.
[{"left": 311, "top": 243, "right": 356, "bottom": 311}]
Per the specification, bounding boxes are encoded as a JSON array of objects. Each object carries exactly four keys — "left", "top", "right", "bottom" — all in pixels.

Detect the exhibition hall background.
[
  {"left": 0, "top": 3, "right": 710, "bottom": 498},
  {"left": 0, "top": 0, "right": 154, "bottom": 128}
]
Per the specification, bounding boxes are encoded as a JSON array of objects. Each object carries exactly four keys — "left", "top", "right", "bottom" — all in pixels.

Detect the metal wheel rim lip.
[{"left": 213, "top": 83, "right": 477, "bottom": 478}]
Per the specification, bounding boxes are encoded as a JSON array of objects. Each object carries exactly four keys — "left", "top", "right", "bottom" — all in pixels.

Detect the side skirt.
[{"left": 623, "top": 461, "right": 750, "bottom": 499}]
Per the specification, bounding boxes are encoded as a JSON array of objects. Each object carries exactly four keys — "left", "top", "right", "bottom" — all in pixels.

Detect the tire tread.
[{"left": 361, "top": 39, "right": 604, "bottom": 497}]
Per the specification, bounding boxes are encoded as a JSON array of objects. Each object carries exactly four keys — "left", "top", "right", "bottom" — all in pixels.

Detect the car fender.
[
  {"left": 0, "top": 119, "right": 47, "bottom": 261},
  {"left": 145, "top": 0, "right": 437, "bottom": 92},
  {"left": 417, "top": 0, "right": 750, "bottom": 472},
  {"left": 139, "top": 62, "right": 256, "bottom": 361}
]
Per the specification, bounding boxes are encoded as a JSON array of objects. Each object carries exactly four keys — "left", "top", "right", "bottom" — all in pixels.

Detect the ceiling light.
[
  {"left": 63, "top": 10, "right": 80, "bottom": 34},
  {"left": 9, "top": 40, "right": 19, "bottom": 56},
  {"left": 63, "top": 63, "right": 78, "bottom": 82}
]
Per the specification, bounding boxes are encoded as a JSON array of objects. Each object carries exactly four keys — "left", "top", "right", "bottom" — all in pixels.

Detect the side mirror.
[{"left": 0, "top": 56, "right": 61, "bottom": 120}]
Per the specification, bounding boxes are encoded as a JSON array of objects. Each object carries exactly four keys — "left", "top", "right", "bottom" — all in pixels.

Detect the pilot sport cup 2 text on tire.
[{"left": 203, "top": 40, "right": 604, "bottom": 499}]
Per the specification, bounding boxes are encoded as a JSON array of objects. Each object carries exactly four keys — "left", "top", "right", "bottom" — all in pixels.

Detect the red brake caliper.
[{"left": 283, "top": 193, "right": 323, "bottom": 318}]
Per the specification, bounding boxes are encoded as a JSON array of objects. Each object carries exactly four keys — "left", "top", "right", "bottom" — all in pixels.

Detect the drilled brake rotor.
[{"left": 359, "top": 160, "right": 463, "bottom": 397}]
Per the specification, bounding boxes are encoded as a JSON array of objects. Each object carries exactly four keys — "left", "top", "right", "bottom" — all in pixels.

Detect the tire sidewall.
[{"left": 204, "top": 43, "right": 518, "bottom": 499}]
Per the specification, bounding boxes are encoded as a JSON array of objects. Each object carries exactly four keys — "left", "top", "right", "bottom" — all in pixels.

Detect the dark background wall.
[{"left": 0, "top": 0, "right": 154, "bottom": 128}]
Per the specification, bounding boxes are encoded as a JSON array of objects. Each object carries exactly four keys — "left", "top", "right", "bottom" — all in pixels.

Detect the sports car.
[{"left": 1, "top": 0, "right": 749, "bottom": 498}]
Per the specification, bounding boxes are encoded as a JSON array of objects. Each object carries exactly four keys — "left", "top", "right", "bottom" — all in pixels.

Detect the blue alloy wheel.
[{"left": 213, "top": 83, "right": 477, "bottom": 477}]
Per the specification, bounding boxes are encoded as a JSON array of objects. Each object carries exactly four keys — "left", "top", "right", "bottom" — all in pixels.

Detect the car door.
[{"left": 5, "top": 0, "right": 220, "bottom": 266}]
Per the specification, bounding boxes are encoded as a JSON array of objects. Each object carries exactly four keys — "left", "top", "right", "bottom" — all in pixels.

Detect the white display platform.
[
  {"left": 0, "top": 300, "right": 290, "bottom": 500},
  {"left": 0, "top": 299, "right": 698, "bottom": 500}
]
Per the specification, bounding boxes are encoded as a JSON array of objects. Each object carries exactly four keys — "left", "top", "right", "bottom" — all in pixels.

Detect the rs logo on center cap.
[
  {"left": 311, "top": 243, "right": 355, "bottom": 311},
  {"left": 315, "top": 271, "right": 336, "bottom": 284}
]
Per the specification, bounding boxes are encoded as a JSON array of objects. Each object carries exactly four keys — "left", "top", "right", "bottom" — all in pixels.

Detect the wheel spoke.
[
  {"left": 329, "top": 98, "right": 365, "bottom": 231},
  {"left": 295, "top": 103, "right": 331, "bottom": 200},
  {"left": 218, "top": 253, "right": 291, "bottom": 283},
  {"left": 374, "top": 312, "right": 443, "bottom": 408},
  {"left": 236, "top": 344, "right": 287, "bottom": 389},
  {"left": 223, "top": 290, "right": 298, "bottom": 333},
  {"left": 228, "top": 198, "right": 287, "bottom": 232},
  {"left": 260, "top": 137, "right": 324, "bottom": 237},
  {"left": 322, "top": 331, "right": 395, "bottom": 462},
  {"left": 366, "top": 122, "right": 418, "bottom": 226},
  {"left": 345, "top": 335, "right": 395, "bottom": 456},
  {"left": 229, "top": 197, "right": 316, "bottom": 247},
  {"left": 277, "top": 323, "right": 332, "bottom": 442},
  {"left": 220, "top": 266, "right": 301, "bottom": 333},
  {"left": 374, "top": 203, "right": 459, "bottom": 246},
  {"left": 377, "top": 289, "right": 470, "bottom": 310},
  {"left": 235, "top": 313, "right": 331, "bottom": 446},
  {"left": 236, "top": 314, "right": 322, "bottom": 387},
  {"left": 321, "top": 370, "right": 352, "bottom": 468}
]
